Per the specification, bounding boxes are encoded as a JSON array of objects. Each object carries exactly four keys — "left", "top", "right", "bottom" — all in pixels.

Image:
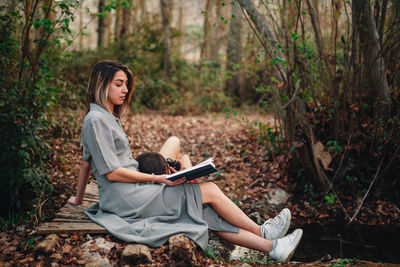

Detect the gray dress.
[{"left": 82, "top": 104, "right": 238, "bottom": 250}]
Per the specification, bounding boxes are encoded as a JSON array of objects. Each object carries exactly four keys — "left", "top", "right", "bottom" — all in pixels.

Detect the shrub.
[{"left": 0, "top": 1, "right": 77, "bottom": 222}]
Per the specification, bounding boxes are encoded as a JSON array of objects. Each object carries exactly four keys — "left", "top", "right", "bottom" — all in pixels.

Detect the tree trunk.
[
  {"left": 225, "top": 0, "right": 243, "bottom": 102},
  {"left": 211, "top": 0, "right": 230, "bottom": 61},
  {"left": 200, "top": 0, "right": 213, "bottom": 65},
  {"left": 176, "top": 0, "right": 184, "bottom": 59},
  {"left": 120, "top": 0, "right": 133, "bottom": 49},
  {"left": 32, "top": 0, "right": 55, "bottom": 77},
  {"left": 114, "top": 0, "right": 123, "bottom": 42},
  {"left": 238, "top": 0, "right": 287, "bottom": 82},
  {"left": 104, "top": 9, "right": 111, "bottom": 45},
  {"left": 352, "top": 0, "right": 392, "bottom": 120},
  {"left": 97, "top": 0, "right": 106, "bottom": 47},
  {"left": 160, "top": 0, "right": 171, "bottom": 77},
  {"left": 306, "top": 0, "right": 334, "bottom": 95},
  {"left": 79, "top": 3, "right": 83, "bottom": 50},
  {"left": 377, "top": 0, "right": 389, "bottom": 48},
  {"left": 294, "top": 126, "right": 330, "bottom": 192},
  {"left": 138, "top": 0, "right": 148, "bottom": 22}
]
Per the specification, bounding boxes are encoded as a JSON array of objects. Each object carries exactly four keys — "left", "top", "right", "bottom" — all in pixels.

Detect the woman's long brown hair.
[{"left": 85, "top": 60, "right": 134, "bottom": 118}]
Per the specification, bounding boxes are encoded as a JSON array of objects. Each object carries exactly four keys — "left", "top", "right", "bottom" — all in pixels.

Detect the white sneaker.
[
  {"left": 261, "top": 208, "right": 291, "bottom": 240},
  {"left": 269, "top": 229, "right": 303, "bottom": 263}
]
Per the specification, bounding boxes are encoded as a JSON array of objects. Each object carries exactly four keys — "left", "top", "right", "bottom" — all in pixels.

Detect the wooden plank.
[
  {"left": 85, "top": 182, "right": 99, "bottom": 198},
  {"left": 53, "top": 218, "right": 92, "bottom": 223},
  {"left": 80, "top": 197, "right": 99, "bottom": 202},
  {"left": 36, "top": 222, "right": 107, "bottom": 234},
  {"left": 36, "top": 181, "right": 105, "bottom": 234},
  {"left": 55, "top": 212, "right": 90, "bottom": 221}
]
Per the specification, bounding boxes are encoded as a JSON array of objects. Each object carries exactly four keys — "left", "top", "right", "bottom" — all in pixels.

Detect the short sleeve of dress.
[
  {"left": 82, "top": 143, "right": 91, "bottom": 162},
  {"left": 83, "top": 116, "right": 121, "bottom": 175}
]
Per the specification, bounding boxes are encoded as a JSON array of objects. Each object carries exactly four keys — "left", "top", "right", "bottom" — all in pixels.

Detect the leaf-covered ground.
[{"left": 1, "top": 110, "right": 399, "bottom": 266}]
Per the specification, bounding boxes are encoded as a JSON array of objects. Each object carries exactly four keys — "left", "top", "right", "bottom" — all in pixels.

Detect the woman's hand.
[
  {"left": 67, "top": 196, "right": 82, "bottom": 205},
  {"left": 156, "top": 175, "right": 186, "bottom": 186}
]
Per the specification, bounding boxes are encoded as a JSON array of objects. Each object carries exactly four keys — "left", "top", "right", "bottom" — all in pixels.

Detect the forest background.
[{"left": 0, "top": 0, "right": 399, "bottom": 264}]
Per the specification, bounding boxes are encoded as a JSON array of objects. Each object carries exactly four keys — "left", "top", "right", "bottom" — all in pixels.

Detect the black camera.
[{"left": 166, "top": 158, "right": 181, "bottom": 171}]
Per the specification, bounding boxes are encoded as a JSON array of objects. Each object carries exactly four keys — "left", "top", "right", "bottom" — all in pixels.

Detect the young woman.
[{"left": 69, "top": 60, "right": 303, "bottom": 262}]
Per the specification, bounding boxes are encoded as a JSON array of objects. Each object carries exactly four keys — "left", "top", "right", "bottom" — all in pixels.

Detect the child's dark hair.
[{"left": 136, "top": 152, "right": 169, "bottom": 175}]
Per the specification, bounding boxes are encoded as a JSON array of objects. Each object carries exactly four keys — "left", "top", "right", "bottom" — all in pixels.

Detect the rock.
[
  {"left": 207, "top": 235, "right": 270, "bottom": 264},
  {"left": 267, "top": 188, "right": 289, "bottom": 206},
  {"left": 84, "top": 252, "right": 112, "bottom": 267},
  {"left": 168, "top": 234, "right": 197, "bottom": 265},
  {"left": 16, "top": 225, "right": 26, "bottom": 232},
  {"left": 93, "top": 237, "right": 115, "bottom": 252},
  {"left": 35, "top": 234, "right": 59, "bottom": 254},
  {"left": 81, "top": 237, "right": 114, "bottom": 266},
  {"left": 81, "top": 237, "right": 114, "bottom": 253},
  {"left": 229, "top": 245, "right": 269, "bottom": 263},
  {"left": 206, "top": 239, "right": 232, "bottom": 260},
  {"left": 121, "top": 244, "right": 152, "bottom": 264}
]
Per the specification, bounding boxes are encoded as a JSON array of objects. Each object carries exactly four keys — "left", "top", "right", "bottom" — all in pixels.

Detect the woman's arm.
[
  {"left": 68, "top": 161, "right": 91, "bottom": 205},
  {"left": 106, "top": 167, "right": 186, "bottom": 186}
]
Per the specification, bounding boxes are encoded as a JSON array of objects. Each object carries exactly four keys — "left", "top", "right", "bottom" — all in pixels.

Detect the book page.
[
  {"left": 166, "top": 158, "right": 215, "bottom": 180},
  {"left": 176, "top": 158, "right": 214, "bottom": 172}
]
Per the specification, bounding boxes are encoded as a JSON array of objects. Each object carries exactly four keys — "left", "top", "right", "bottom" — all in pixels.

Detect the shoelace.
[{"left": 261, "top": 215, "right": 283, "bottom": 238}]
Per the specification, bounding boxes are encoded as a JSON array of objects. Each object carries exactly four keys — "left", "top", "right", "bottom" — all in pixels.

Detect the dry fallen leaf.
[{"left": 314, "top": 141, "right": 333, "bottom": 170}]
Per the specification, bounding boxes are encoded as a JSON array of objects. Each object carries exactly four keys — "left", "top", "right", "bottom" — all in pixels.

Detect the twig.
[
  {"left": 379, "top": 144, "right": 400, "bottom": 178},
  {"left": 330, "top": 132, "right": 353, "bottom": 186},
  {"left": 281, "top": 79, "right": 300, "bottom": 110},
  {"left": 237, "top": 1, "right": 267, "bottom": 55},
  {"left": 249, "top": 178, "right": 262, "bottom": 188},
  {"left": 345, "top": 156, "right": 385, "bottom": 229}
]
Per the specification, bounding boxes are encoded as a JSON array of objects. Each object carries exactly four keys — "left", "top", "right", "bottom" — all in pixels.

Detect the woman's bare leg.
[
  {"left": 199, "top": 182, "right": 261, "bottom": 236},
  {"left": 159, "top": 136, "right": 181, "bottom": 160},
  {"left": 216, "top": 229, "right": 273, "bottom": 252},
  {"left": 179, "top": 154, "right": 192, "bottom": 169}
]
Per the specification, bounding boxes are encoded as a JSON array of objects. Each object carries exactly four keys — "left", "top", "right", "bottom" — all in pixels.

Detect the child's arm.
[{"left": 68, "top": 161, "right": 91, "bottom": 205}]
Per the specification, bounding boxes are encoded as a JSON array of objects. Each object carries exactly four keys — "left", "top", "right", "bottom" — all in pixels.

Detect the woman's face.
[{"left": 107, "top": 70, "right": 128, "bottom": 112}]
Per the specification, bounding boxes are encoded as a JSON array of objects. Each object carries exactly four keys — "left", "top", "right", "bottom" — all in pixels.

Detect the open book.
[{"left": 166, "top": 158, "right": 217, "bottom": 181}]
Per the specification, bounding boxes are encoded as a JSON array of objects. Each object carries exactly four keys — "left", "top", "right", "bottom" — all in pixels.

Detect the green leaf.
[
  {"left": 97, "top": 12, "right": 107, "bottom": 18},
  {"left": 122, "top": 1, "right": 129, "bottom": 8},
  {"left": 325, "top": 193, "right": 336, "bottom": 205}
]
